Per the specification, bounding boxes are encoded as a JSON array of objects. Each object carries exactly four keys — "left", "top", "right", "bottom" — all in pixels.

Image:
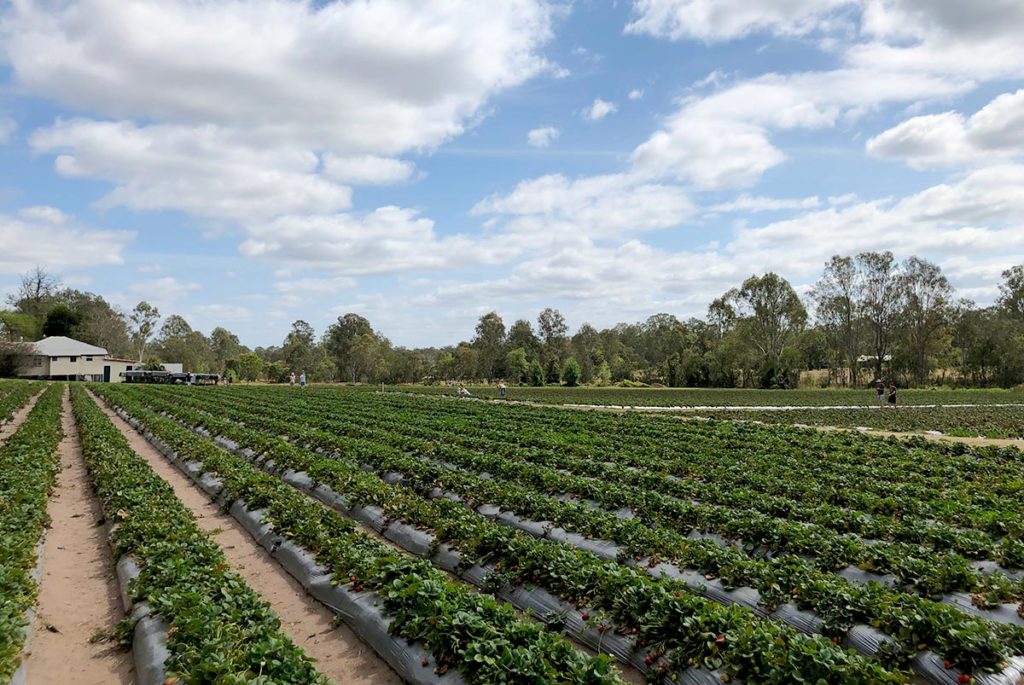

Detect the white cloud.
[
  {"left": 240, "top": 206, "right": 499, "bottom": 275},
  {"left": 707, "top": 195, "right": 822, "bottom": 213},
  {"left": 413, "top": 164, "right": 1024, "bottom": 333},
  {"left": 625, "top": 0, "right": 855, "bottom": 42},
  {"left": 18, "top": 205, "right": 70, "bottom": 224},
  {"left": 192, "top": 303, "right": 250, "bottom": 322},
  {"left": 322, "top": 154, "right": 416, "bottom": 185},
  {"left": 0, "top": 117, "right": 16, "bottom": 143},
  {"left": 867, "top": 88, "right": 1024, "bottom": 168},
  {"left": 472, "top": 172, "right": 694, "bottom": 240},
  {"left": 526, "top": 126, "right": 560, "bottom": 147},
  {"left": 273, "top": 276, "right": 357, "bottom": 308},
  {"left": 631, "top": 68, "right": 970, "bottom": 188},
  {"left": 0, "top": 208, "right": 131, "bottom": 275},
  {"left": 628, "top": 89, "right": 645, "bottom": 100},
  {"left": 31, "top": 119, "right": 353, "bottom": 222},
  {"left": 583, "top": 98, "right": 617, "bottom": 121},
  {"left": 3, "top": 0, "right": 556, "bottom": 156},
  {"left": 852, "top": 0, "right": 1024, "bottom": 82},
  {"left": 127, "top": 277, "right": 200, "bottom": 309}
]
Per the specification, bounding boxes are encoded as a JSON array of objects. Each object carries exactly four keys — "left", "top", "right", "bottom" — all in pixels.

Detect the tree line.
[{"left": 2, "top": 253, "right": 1024, "bottom": 387}]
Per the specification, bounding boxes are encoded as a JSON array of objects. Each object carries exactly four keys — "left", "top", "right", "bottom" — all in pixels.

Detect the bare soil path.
[
  {"left": 87, "top": 390, "right": 401, "bottom": 685},
  {"left": 25, "top": 389, "right": 133, "bottom": 685},
  {"left": 0, "top": 391, "right": 41, "bottom": 446}
]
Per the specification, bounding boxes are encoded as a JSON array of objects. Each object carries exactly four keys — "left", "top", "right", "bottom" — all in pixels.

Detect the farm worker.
[
  {"left": 290, "top": 372, "right": 296, "bottom": 386},
  {"left": 300, "top": 370, "right": 307, "bottom": 388},
  {"left": 888, "top": 384, "right": 897, "bottom": 408},
  {"left": 498, "top": 382, "right": 507, "bottom": 399},
  {"left": 875, "top": 380, "right": 885, "bottom": 408}
]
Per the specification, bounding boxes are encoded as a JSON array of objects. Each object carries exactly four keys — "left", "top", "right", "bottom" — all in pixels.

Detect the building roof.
[{"left": 33, "top": 336, "right": 108, "bottom": 357}]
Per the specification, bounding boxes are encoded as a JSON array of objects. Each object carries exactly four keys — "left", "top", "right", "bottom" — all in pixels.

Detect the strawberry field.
[
  {"left": 88, "top": 383, "right": 1024, "bottom": 684},
  {"left": 4, "top": 379, "right": 1024, "bottom": 684},
  {"left": 382, "top": 384, "right": 1024, "bottom": 407},
  {"left": 690, "top": 405, "right": 1024, "bottom": 439}
]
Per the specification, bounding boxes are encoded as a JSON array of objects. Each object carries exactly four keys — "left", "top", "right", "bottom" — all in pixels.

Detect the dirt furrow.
[
  {"left": 88, "top": 390, "right": 401, "bottom": 685},
  {"left": 25, "top": 389, "right": 132, "bottom": 685}
]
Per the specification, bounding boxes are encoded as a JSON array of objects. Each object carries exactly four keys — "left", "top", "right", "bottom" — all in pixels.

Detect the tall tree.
[
  {"left": 324, "top": 313, "right": 374, "bottom": 382},
  {"left": 210, "top": 327, "right": 243, "bottom": 374},
  {"left": 472, "top": 311, "right": 506, "bottom": 379},
  {"left": 236, "top": 352, "right": 263, "bottom": 382},
  {"left": 537, "top": 308, "right": 568, "bottom": 368},
  {"left": 858, "top": 251, "right": 901, "bottom": 381},
  {"left": 813, "top": 255, "right": 862, "bottom": 385},
  {"left": 7, "top": 266, "right": 59, "bottom": 324},
  {"left": 504, "top": 347, "right": 529, "bottom": 384},
  {"left": 999, "top": 265, "right": 1024, "bottom": 320},
  {"left": 571, "top": 323, "right": 602, "bottom": 383},
  {"left": 42, "top": 304, "right": 81, "bottom": 337},
  {"left": 507, "top": 319, "right": 541, "bottom": 360},
  {"left": 733, "top": 273, "right": 807, "bottom": 367},
  {"left": 898, "top": 256, "right": 952, "bottom": 384},
  {"left": 129, "top": 301, "right": 161, "bottom": 362}
]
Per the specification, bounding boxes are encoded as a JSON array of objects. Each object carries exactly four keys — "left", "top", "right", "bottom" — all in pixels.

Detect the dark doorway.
[{"left": 103, "top": 365, "right": 111, "bottom": 383}]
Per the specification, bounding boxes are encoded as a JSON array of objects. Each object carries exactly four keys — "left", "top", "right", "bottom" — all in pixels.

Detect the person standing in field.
[
  {"left": 888, "top": 384, "right": 897, "bottom": 408},
  {"left": 290, "top": 371, "right": 296, "bottom": 386},
  {"left": 498, "top": 382, "right": 507, "bottom": 399},
  {"left": 300, "top": 370, "right": 307, "bottom": 388},
  {"left": 875, "top": 380, "right": 885, "bottom": 408}
]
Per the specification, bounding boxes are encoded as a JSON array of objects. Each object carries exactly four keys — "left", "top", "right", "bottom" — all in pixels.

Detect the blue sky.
[{"left": 2, "top": 0, "right": 1023, "bottom": 348}]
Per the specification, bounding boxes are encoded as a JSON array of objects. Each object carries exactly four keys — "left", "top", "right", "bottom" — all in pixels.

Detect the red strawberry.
[
  {"left": 957, "top": 675, "right": 971, "bottom": 684},
  {"left": 581, "top": 613, "right": 589, "bottom": 620},
  {"left": 421, "top": 659, "right": 430, "bottom": 668}
]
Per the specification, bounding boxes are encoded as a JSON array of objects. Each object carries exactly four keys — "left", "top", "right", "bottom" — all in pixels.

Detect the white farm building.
[{"left": 17, "top": 336, "right": 137, "bottom": 382}]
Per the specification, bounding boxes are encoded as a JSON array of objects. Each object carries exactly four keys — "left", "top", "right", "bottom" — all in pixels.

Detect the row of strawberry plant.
[
  {"left": 217, "top": 387, "right": 1014, "bottom": 561},
  {"left": 690, "top": 406, "right": 1024, "bottom": 439},
  {"left": 377, "top": 390, "right": 1023, "bottom": 497},
  {"left": 113, "top": 384, "right": 1024, "bottom": 676},
  {"left": 89, "top": 385, "right": 627, "bottom": 684},
  {"left": 0, "top": 384, "right": 62, "bottom": 684},
  {"left": 0, "top": 381, "right": 39, "bottom": 426},
  {"left": 202, "top": 387, "right": 1019, "bottom": 565},
  {"left": 96, "top": 384, "right": 917, "bottom": 684},
  {"left": 68, "top": 386, "right": 327, "bottom": 684},
  {"left": 373, "top": 387, "right": 1024, "bottom": 489},
  {"left": 179, "top": 388, "right": 1024, "bottom": 590},
  {"left": 338, "top": 389, "right": 1024, "bottom": 538},
  {"left": 381, "top": 385, "right": 1024, "bottom": 407}
]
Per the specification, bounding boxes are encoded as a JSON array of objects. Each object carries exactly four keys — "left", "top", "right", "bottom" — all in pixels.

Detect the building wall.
[
  {"left": 19, "top": 355, "right": 134, "bottom": 381},
  {"left": 21, "top": 355, "right": 50, "bottom": 377},
  {"left": 48, "top": 355, "right": 109, "bottom": 379}
]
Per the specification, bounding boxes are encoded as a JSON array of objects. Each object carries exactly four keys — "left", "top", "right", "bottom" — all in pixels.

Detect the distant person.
[
  {"left": 290, "top": 372, "right": 296, "bottom": 386},
  {"left": 498, "top": 382, "right": 507, "bottom": 399},
  {"left": 875, "top": 380, "right": 885, "bottom": 408},
  {"left": 300, "top": 370, "right": 307, "bottom": 388},
  {"left": 888, "top": 384, "right": 897, "bottom": 408}
]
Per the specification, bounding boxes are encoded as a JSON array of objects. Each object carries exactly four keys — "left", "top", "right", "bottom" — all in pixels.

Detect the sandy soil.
[
  {"left": 25, "top": 389, "right": 133, "bottom": 685},
  {"left": 87, "top": 390, "right": 401, "bottom": 685},
  {"left": 0, "top": 390, "right": 41, "bottom": 445}
]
